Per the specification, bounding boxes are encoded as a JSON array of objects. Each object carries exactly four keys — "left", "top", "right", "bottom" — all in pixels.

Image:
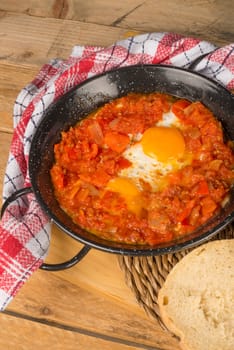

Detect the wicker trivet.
[{"left": 118, "top": 224, "right": 234, "bottom": 328}]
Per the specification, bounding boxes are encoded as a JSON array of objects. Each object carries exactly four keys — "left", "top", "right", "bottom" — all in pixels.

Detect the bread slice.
[{"left": 158, "top": 239, "right": 234, "bottom": 350}]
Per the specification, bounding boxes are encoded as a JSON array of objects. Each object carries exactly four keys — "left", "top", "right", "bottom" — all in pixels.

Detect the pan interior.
[{"left": 29, "top": 65, "right": 234, "bottom": 255}]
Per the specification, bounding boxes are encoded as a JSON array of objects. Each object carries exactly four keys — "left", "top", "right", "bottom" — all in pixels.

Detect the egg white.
[
  {"left": 120, "top": 143, "right": 172, "bottom": 190},
  {"left": 119, "top": 109, "right": 191, "bottom": 191},
  {"left": 156, "top": 110, "right": 181, "bottom": 128}
]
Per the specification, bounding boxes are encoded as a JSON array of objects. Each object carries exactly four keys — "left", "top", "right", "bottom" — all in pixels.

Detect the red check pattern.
[{"left": 0, "top": 32, "right": 233, "bottom": 310}]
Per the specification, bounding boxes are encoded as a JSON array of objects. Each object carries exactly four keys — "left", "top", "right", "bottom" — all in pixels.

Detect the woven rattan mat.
[{"left": 118, "top": 225, "right": 234, "bottom": 328}]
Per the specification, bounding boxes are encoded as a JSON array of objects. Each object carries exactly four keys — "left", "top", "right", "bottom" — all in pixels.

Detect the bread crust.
[{"left": 158, "top": 239, "right": 234, "bottom": 350}]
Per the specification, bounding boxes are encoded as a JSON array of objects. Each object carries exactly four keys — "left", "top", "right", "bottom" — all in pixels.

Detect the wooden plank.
[
  {"left": 0, "top": 11, "right": 127, "bottom": 67},
  {"left": 0, "top": 7, "right": 233, "bottom": 132},
  {"left": 0, "top": 8, "right": 129, "bottom": 128},
  {"left": 0, "top": 0, "right": 143, "bottom": 22},
  {"left": 1, "top": 1, "right": 233, "bottom": 45},
  {"left": 0, "top": 12, "right": 131, "bottom": 133},
  {"left": 110, "top": 0, "right": 234, "bottom": 46},
  {"left": 0, "top": 63, "right": 40, "bottom": 133},
  {"left": 0, "top": 312, "right": 149, "bottom": 350},
  {"left": 0, "top": 0, "right": 56, "bottom": 18},
  {"left": 8, "top": 251, "right": 179, "bottom": 349},
  {"left": 0, "top": 131, "right": 11, "bottom": 204}
]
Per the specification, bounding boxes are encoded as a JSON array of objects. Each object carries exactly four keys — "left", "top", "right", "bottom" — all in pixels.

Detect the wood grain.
[
  {"left": 0, "top": 11, "right": 126, "bottom": 66},
  {"left": 0, "top": 6, "right": 232, "bottom": 132},
  {"left": 0, "top": 311, "right": 151, "bottom": 350},
  {"left": 0, "top": 1, "right": 233, "bottom": 45},
  {"left": 8, "top": 256, "right": 179, "bottom": 349},
  {"left": 113, "top": 0, "right": 234, "bottom": 45},
  {"left": 0, "top": 131, "right": 11, "bottom": 204},
  {"left": 0, "top": 11, "right": 128, "bottom": 133},
  {"left": 0, "top": 63, "right": 40, "bottom": 132}
]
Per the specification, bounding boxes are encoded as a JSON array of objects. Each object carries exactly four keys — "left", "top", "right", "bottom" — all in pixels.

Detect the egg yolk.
[
  {"left": 141, "top": 126, "right": 185, "bottom": 162},
  {"left": 106, "top": 177, "right": 142, "bottom": 215}
]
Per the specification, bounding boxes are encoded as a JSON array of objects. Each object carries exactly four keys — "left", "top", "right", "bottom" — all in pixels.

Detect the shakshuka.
[{"left": 50, "top": 93, "right": 234, "bottom": 245}]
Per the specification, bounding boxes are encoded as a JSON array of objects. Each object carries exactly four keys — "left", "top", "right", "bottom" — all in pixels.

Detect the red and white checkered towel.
[{"left": 0, "top": 32, "right": 234, "bottom": 310}]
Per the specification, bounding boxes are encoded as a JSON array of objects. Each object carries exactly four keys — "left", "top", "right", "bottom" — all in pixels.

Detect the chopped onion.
[
  {"left": 82, "top": 182, "right": 100, "bottom": 196},
  {"left": 221, "top": 194, "right": 230, "bottom": 208},
  {"left": 109, "top": 117, "right": 120, "bottom": 129},
  {"left": 87, "top": 121, "right": 103, "bottom": 145}
]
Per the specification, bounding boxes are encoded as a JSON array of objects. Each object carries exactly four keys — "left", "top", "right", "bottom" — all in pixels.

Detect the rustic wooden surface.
[{"left": 0, "top": 1, "right": 233, "bottom": 349}]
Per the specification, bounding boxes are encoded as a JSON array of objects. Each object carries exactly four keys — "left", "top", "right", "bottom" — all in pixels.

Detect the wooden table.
[{"left": 0, "top": 1, "right": 233, "bottom": 349}]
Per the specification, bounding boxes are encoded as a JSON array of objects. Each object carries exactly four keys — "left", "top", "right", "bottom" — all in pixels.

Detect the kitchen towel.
[{"left": 0, "top": 32, "right": 233, "bottom": 310}]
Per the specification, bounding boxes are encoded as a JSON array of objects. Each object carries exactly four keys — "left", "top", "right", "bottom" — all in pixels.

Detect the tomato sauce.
[{"left": 50, "top": 93, "right": 234, "bottom": 245}]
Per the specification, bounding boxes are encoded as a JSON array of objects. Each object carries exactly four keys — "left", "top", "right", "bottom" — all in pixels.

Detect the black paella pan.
[{"left": 2, "top": 64, "right": 234, "bottom": 270}]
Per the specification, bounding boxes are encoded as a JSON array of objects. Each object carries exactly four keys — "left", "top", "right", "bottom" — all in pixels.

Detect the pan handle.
[
  {"left": 1, "top": 187, "right": 91, "bottom": 271},
  {"left": 40, "top": 245, "right": 91, "bottom": 271}
]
